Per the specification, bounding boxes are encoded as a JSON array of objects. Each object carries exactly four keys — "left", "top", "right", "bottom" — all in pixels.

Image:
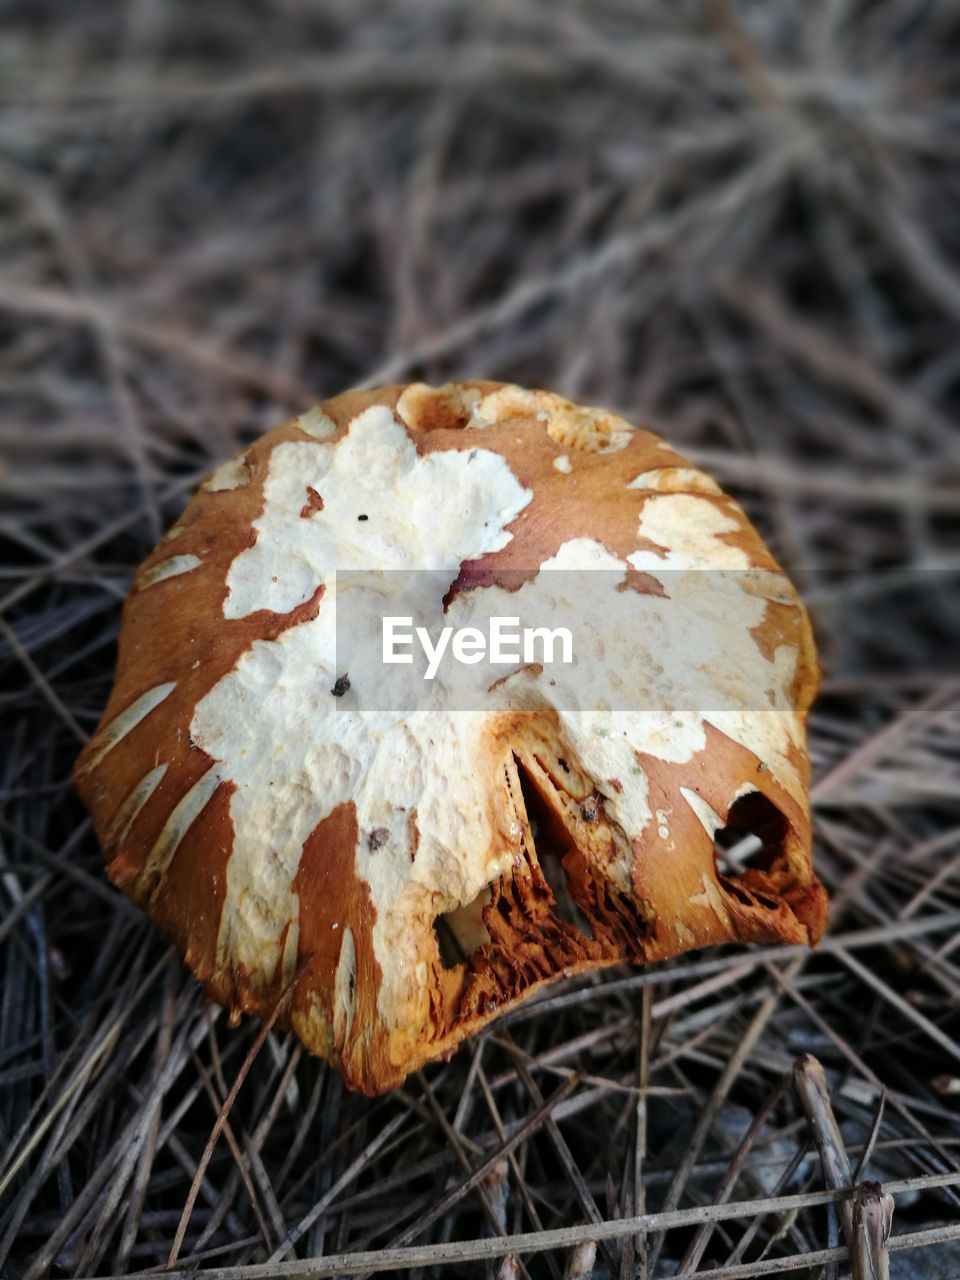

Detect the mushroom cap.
[{"left": 74, "top": 382, "right": 827, "bottom": 1094}]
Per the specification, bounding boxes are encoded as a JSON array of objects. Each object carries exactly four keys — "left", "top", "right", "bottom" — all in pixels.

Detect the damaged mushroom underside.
[
  {"left": 425, "top": 716, "right": 825, "bottom": 1058},
  {"left": 74, "top": 380, "right": 827, "bottom": 1095}
]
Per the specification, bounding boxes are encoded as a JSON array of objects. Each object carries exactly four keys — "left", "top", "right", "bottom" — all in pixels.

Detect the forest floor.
[{"left": 1, "top": 3, "right": 959, "bottom": 1277}]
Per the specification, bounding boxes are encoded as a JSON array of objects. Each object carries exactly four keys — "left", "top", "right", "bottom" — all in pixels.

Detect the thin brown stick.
[
  {"left": 89, "top": 1210, "right": 960, "bottom": 1280},
  {"left": 793, "top": 1054, "right": 856, "bottom": 1243},
  {"left": 166, "top": 989, "right": 293, "bottom": 1269}
]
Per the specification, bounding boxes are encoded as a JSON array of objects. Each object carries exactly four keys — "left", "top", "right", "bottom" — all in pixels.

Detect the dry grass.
[{"left": 1, "top": 1, "right": 959, "bottom": 1276}]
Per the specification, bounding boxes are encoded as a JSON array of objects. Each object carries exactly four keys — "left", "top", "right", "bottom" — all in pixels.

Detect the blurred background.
[{"left": 1, "top": 3, "right": 959, "bottom": 1277}]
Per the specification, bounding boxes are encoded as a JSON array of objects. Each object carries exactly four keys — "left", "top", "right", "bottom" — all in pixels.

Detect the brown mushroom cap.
[{"left": 74, "top": 382, "right": 827, "bottom": 1094}]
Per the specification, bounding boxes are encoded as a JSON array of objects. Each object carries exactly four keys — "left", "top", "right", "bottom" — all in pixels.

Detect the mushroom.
[{"left": 73, "top": 382, "right": 827, "bottom": 1094}]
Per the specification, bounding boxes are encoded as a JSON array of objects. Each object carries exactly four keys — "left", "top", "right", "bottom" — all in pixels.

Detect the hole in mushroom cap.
[
  {"left": 714, "top": 792, "right": 788, "bottom": 871},
  {"left": 514, "top": 755, "right": 594, "bottom": 939},
  {"left": 713, "top": 792, "right": 790, "bottom": 910},
  {"left": 396, "top": 382, "right": 481, "bottom": 432}
]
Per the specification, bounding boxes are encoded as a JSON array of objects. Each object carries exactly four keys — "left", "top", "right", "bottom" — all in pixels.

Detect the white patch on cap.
[
  {"left": 136, "top": 555, "right": 202, "bottom": 591},
  {"left": 680, "top": 787, "right": 725, "bottom": 838},
  {"left": 739, "top": 568, "right": 800, "bottom": 606},
  {"left": 553, "top": 455, "right": 572, "bottom": 474},
  {"left": 601, "top": 430, "right": 633, "bottom": 453},
  {"left": 333, "top": 925, "right": 357, "bottom": 1050},
  {"left": 540, "top": 537, "right": 623, "bottom": 573},
  {"left": 628, "top": 468, "right": 721, "bottom": 495},
  {"left": 105, "top": 764, "right": 168, "bottom": 849},
  {"left": 458, "top": 525, "right": 803, "bottom": 823},
  {"left": 79, "top": 681, "right": 176, "bottom": 775},
  {"left": 690, "top": 872, "right": 733, "bottom": 928},
  {"left": 297, "top": 407, "right": 337, "bottom": 439},
  {"left": 624, "top": 494, "right": 805, "bottom": 801},
  {"left": 473, "top": 385, "right": 636, "bottom": 453},
  {"left": 194, "top": 629, "right": 510, "bottom": 1025},
  {"left": 630, "top": 713, "right": 707, "bottom": 764},
  {"left": 630, "top": 494, "right": 749, "bottom": 571},
  {"left": 280, "top": 918, "right": 300, "bottom": 991},
  {"left": 224, "top": 405, "right": 532, "bottom": 618},
  {"left": 142, "top": 764, "right": 224, "bottom": 883},
  {"left": 196, "top": 407, "right": 533, "bottom": 1011},
  {"left": 204, "top": 456, "right": 250, "bottom": 492}
]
